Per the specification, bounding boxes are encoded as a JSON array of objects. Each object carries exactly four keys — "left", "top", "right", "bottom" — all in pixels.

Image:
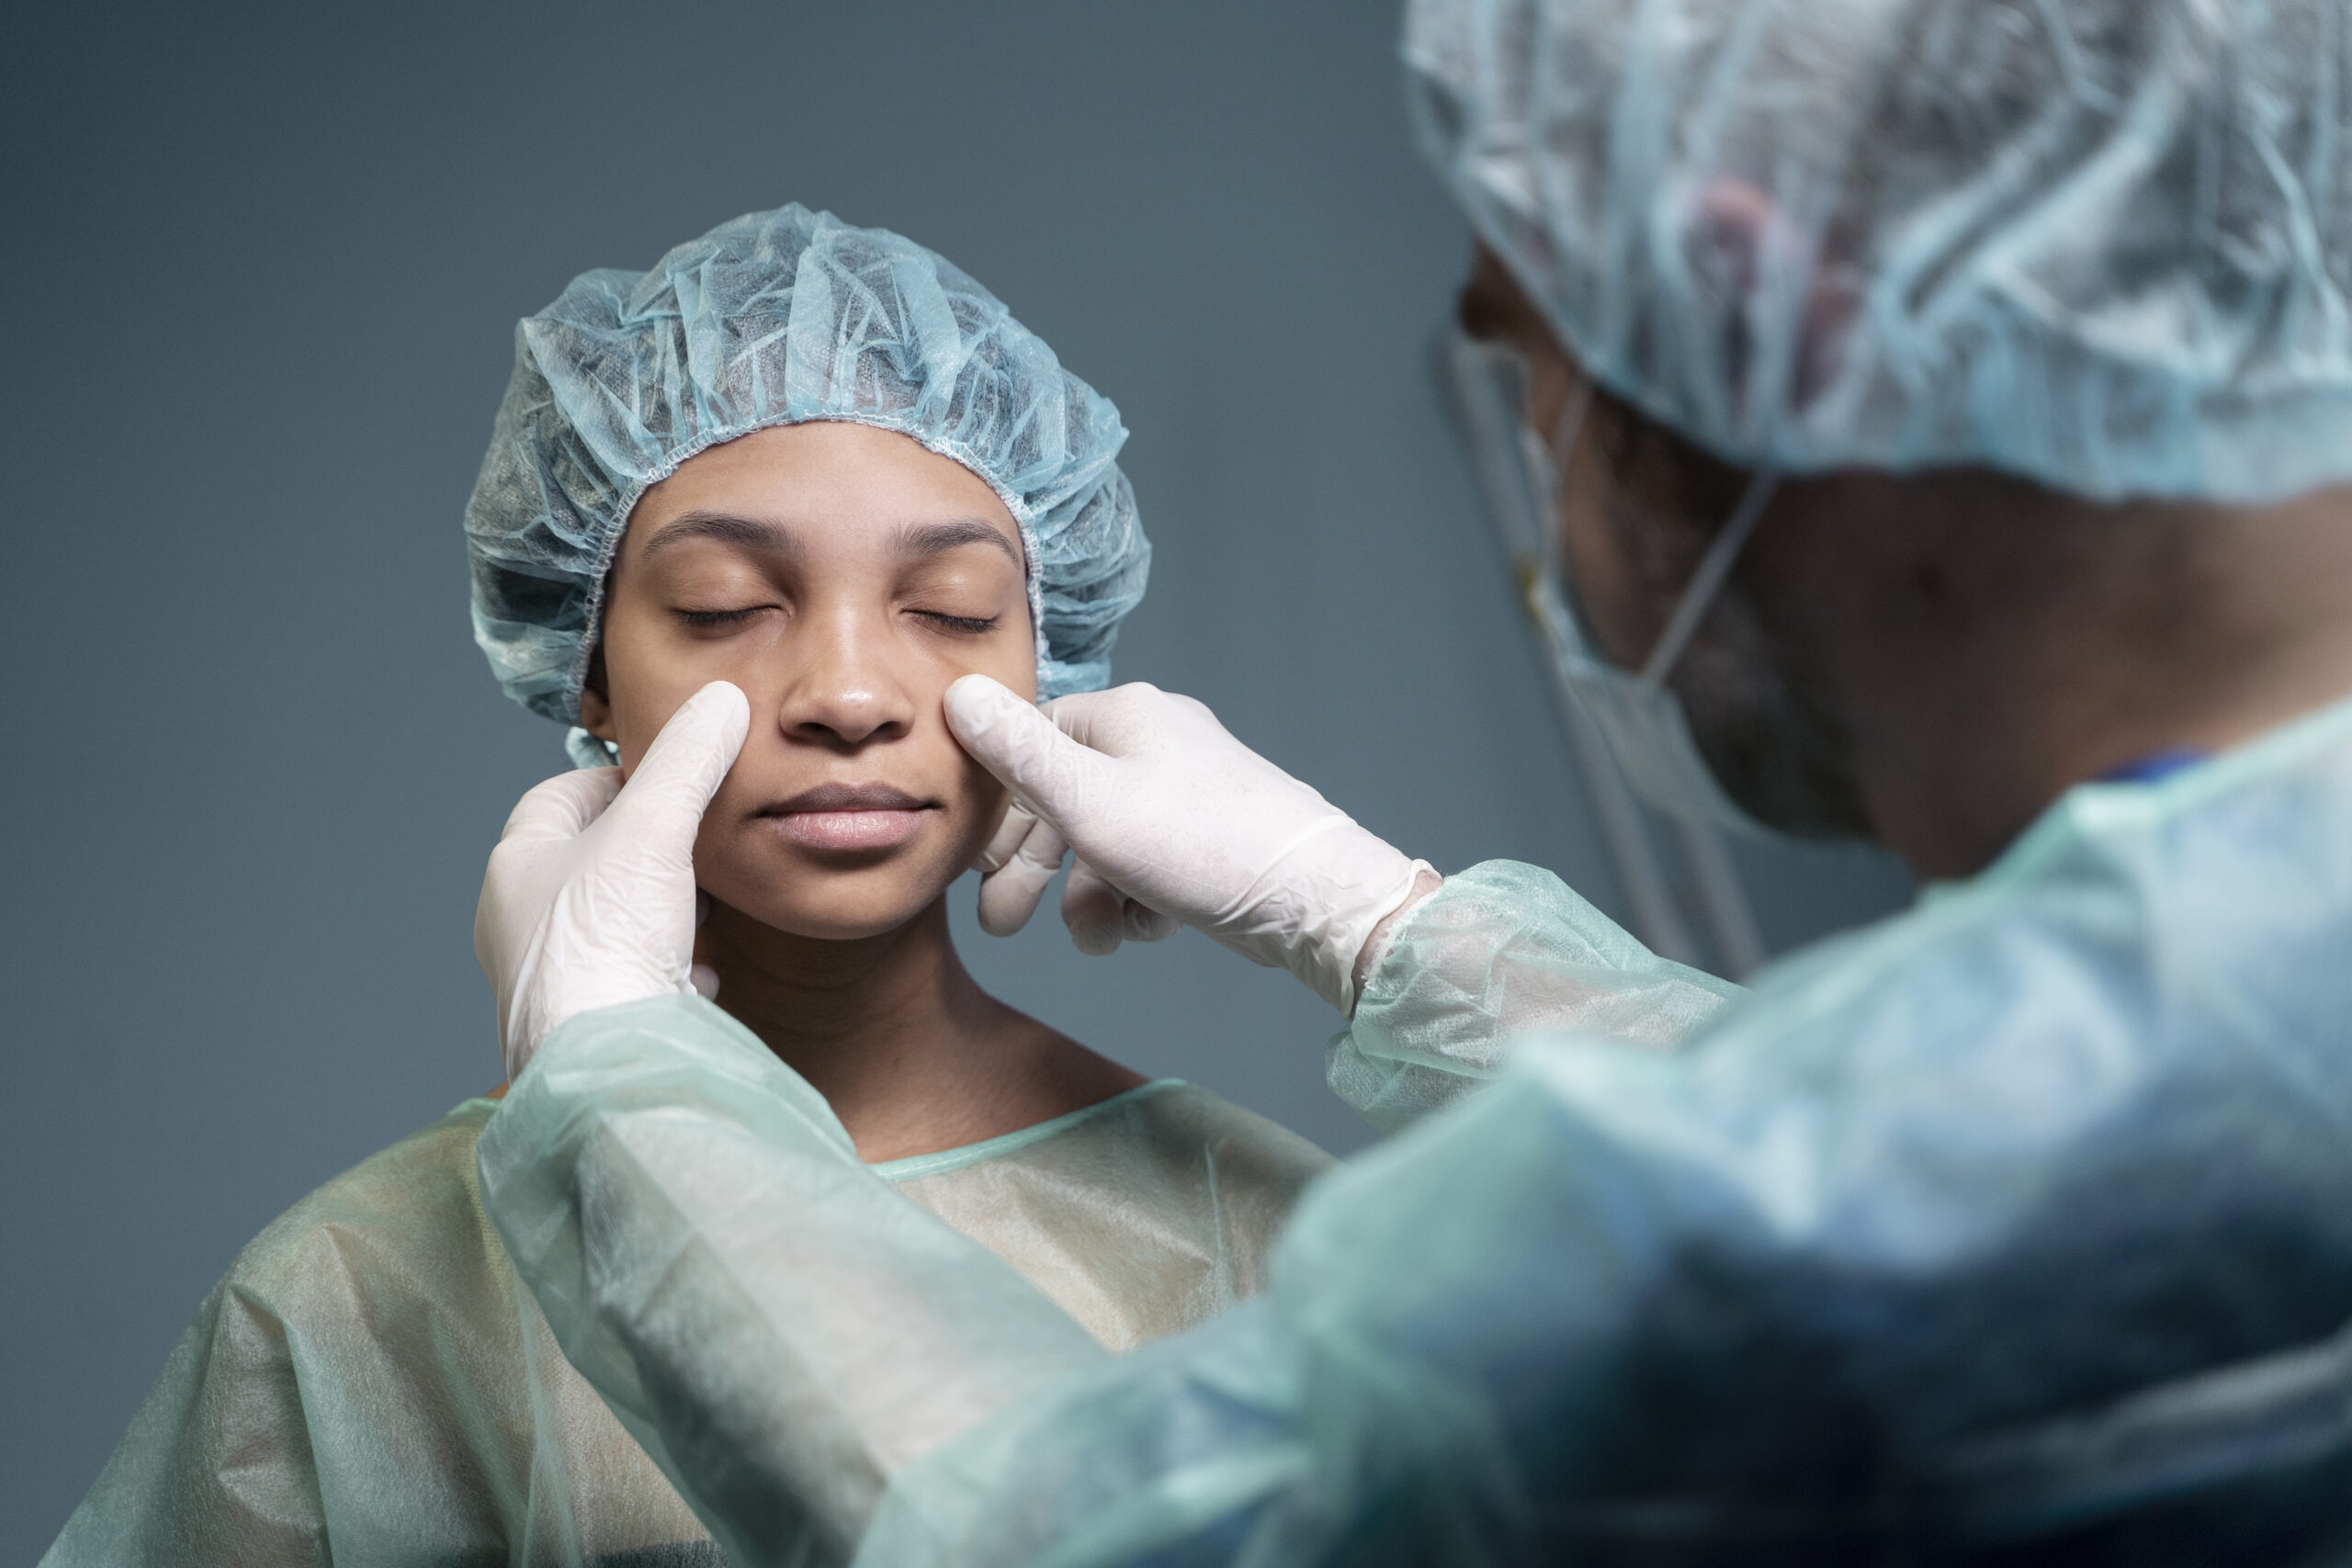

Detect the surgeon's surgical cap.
[
  {"left": 1407, "top": 0, "right": 2352, "bottom": 504},
  {"left": 465, "top": 205, "right": 1149, "bottom": 748}
]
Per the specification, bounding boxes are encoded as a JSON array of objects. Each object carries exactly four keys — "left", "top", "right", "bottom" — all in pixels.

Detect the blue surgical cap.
[
  {"left": 1407, "top": 0, "right": 2352, "bottom": 504},
  {"left": 465, "top": 204, "right": 1149, "bottom": 753}
]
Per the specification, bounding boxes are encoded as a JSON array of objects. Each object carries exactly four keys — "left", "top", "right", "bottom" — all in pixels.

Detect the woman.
[{"left": 44, "top": 205, "right": 1329, "bottom": 1567}]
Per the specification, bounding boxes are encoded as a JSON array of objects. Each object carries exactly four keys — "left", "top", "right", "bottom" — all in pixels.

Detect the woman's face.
[{"left": 580, "top": 421, "right": 1037, "bottom": 940}]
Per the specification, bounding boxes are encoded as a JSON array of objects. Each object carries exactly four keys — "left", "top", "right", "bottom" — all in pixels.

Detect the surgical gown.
[
  {"left": 481, "top": 694, "right": 2352, "bottom": 1565},
  {"left": 41, "top": 1074, "right": 1328, "bottom": 1566}
]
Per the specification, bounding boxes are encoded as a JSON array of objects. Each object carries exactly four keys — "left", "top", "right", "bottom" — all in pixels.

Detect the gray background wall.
[{"left": 0, "top": 2, "right": 1910, "bottom": 1553}]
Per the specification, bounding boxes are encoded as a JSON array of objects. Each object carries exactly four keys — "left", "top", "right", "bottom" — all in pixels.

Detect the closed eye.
[
  {"left": 914, "top": 611, "right": 1000, "bottom": 634},
  {"left": 676, "top": 605, "right": 774, "bottom": 628}
]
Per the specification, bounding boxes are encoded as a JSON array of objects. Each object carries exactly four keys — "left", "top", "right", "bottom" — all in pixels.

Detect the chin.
[
  {"left": 741, "top": 891, "right": 939, "bottom": 942},
  {"left": 705, "top": 854, "right": 960, "bottom": 942}
]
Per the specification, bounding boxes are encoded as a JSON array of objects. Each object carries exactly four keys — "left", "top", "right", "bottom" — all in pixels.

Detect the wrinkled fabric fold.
[
  {"left": 1407, "top": 0, "right": 2352, "bottom": 503},
  {"left": 478, "top": 996, "right": 1114, "bottom": 1565},
  {"left": 47, "top": 1016, "right": 1325, "bottom": 1566},
  {"left": 1330, "top": 859, "right": 1744, "bottom": 1132}
]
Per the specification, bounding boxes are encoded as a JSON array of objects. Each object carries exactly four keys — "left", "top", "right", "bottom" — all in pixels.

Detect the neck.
[
  {"left": 696, "top": 895, "right": 1139, "bottom": 1160},
  {"left": 1799, "top": 482, "right": 2352, "bottom": 880}
]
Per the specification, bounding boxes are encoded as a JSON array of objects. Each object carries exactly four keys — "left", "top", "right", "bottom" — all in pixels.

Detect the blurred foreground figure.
[{"left": 477, "top": 1, "right": 2352, "bottom": 1563}]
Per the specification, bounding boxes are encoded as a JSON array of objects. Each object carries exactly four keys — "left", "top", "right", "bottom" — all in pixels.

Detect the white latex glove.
[
  {"left": 951, "top": 675, "right": 1430, "bottom": 1014},
  {"left": 476, "top": 681, "right": 752, "bottom": 1081}
]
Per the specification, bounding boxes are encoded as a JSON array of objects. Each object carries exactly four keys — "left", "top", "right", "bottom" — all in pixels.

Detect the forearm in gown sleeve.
[
  {"left": 475, "top": 993, "right": 1108, "bottom": 1568},
  {"left": 1329, "top": 861, "right": 1744, "bottom": 1132}
]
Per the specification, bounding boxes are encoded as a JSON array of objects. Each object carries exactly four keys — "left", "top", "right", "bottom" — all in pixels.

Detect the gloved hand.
[
  {"left": 475, "top": 681, "right": 751, "bottom": 1081},
  {"left": 949, "top": 675, "right": 1430, "bottom": 1014}
]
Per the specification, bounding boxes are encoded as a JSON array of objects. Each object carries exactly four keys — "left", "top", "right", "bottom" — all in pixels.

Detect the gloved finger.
[
  {"left": 944, "top": 674, "right": 1117, "bottom": 829},
  {"left": 977, "top": 808, "right": 1069, "bottom": 937},
  {"left": 1124, "top": 901, "right": 1181, "bottom": 943},
  {"left": 597, "top": 682, "right": 752, "bottom": 865},
  {"left": 688, "top": 963, "right": 720, "bottom": 1001},
  {"left": 1039, "top": 682, "right": 1180, "bottom": 759},
  {"left": 1062, "top": 860, "right": 1129, "bottom": 957},
  {"left": 498, "top": 766, "right": 625, "bottom": 845},
  {"left": 973, "top": 799, "right": 1040, "bottom": 874}
]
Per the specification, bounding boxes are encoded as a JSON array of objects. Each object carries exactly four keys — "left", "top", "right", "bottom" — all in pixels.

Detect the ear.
[
  {"left": 576, "top": 638, "right": 620, "bottom": 742},
  {"left": 578, "top": 683, "right": 617, "bottom": 743}
]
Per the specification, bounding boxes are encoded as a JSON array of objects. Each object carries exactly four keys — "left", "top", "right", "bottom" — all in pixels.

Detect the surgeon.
[{"left": 472, "top": 0, "right": 2352, "bottom": 1562}]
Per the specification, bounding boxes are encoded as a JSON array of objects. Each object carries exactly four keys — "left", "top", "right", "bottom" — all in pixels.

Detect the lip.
[{"left": 755, "top": 783, "right": 938, "bottom": 852}]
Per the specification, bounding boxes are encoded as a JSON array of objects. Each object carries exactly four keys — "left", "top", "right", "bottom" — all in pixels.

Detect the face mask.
[
  {"left": 1456, "top": 335, "right": 1781, "bottom": 839},
  {"left": 1529, "top": 433, "right": 1781, "bottom": 838}
]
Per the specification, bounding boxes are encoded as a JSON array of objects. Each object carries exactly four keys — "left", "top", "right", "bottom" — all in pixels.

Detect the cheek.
[
  {"left": 602, "top": 620, "right": 771, "bottom": 777},
  {"left": 931, "top": 632, "right": 1032, "bottom": 828},
  {"left": 903, "top": 615, "right": 1036, "bottom": 713},
  {"left": 931, "top": 769, "right": 1013, "bottom": 902},
  {"left": 956, "top": 745, "right": 1012, "bottom": 830},
  {"left": 609, "top": 672, "right": 715, "bottom": 778},
  {"left": 967, "top": 613, "right": 1039, "bottom": 700},
  {"left": 897, "top": 698, "right": 1015, "bottom": 887}
]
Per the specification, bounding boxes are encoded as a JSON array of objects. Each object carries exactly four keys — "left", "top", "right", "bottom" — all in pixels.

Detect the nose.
[{"left": 775, "top": 604, "right": 917, "bottom": 750}]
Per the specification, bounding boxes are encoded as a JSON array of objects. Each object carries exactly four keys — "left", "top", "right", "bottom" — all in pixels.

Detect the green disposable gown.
[{"left": 43, "top": 1077, "right": 1327, "bottom": 1566}]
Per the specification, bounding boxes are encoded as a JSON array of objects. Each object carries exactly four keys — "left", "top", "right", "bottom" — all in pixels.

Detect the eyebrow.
[
  {"left": 639, "top": 511, "right": 795, "bottom": 559},
  {"left": 638, "top": 510, "right": 1023, "bottom": 568},
  {"left": 895, "top": 517, "right": 1023, "bottom": 568}
]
